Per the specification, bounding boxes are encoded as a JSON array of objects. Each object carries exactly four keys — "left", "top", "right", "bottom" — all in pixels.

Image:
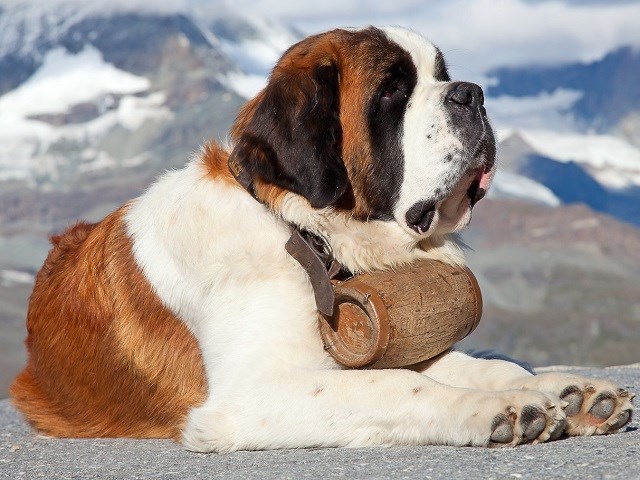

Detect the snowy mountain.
[
  {"left": 2, "top": 2, "right": 638, "bottom": 221},
  {"left": 0, "top": 2, "right": 242, "bottom": 192},
  {"left": 482, "top": 44, "right": 640, "bottom": 226},
  {"left": 0, "top": 3, "right": 235, "bottom": 95},
  {"left": 491, "top": 133, "right": 640, "bottom": 227},
  {"left": 0, "top": 3, "right": 304, "bottom": 193},
  {"left": 1, "top": 1, "right": 638, "bottom": 249}
]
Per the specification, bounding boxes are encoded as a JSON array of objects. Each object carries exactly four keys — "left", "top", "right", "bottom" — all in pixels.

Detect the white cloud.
[
  {"left": 487, "top": 88, "right": 583, "bottom": 131},
  {"left": 213, "top": 0, "right": 640, "bottom": 85}
]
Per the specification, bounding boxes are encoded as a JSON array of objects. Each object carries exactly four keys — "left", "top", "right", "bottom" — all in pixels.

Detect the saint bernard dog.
[{"left": 12, "top": 26, "right": 633, "bottom": 451}]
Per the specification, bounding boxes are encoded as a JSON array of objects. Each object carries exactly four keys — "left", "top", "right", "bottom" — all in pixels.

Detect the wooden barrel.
[{"left": 319, "top": 259, "right": 482, "bottom": 368}]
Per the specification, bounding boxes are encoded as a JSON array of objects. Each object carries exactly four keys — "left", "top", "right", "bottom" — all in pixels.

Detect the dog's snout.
[{"left": 445, "top": 82, "right": 484, "bottom": 108}]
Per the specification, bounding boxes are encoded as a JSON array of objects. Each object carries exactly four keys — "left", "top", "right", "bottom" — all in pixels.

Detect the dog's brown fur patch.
[{"left": 11, "top": 209, "right": 207, "bottom": 438}]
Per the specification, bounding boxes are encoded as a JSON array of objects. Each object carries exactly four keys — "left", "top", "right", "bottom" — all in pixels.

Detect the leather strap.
[{"left": 285, "top": 230, "right": 344, "bottom": 317}]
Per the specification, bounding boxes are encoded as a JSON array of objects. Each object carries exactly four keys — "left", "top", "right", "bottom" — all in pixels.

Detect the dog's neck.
[{"left": 277, "top": 193, "right": 465, "bottom": 274}]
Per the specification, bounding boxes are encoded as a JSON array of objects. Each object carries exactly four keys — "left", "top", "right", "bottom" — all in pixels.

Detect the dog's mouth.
[
  {"left": 467, "top": 160, "right": 496, "bottom": 206},
  {"left": 405, "top": 158, "right": 496, "bottom": 236},
  {"left": 405, "top": 200, "right": 437, "bottom": 235}
]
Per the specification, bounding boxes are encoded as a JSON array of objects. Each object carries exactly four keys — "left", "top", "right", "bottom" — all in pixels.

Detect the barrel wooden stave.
[{"left": 319, "top": 260, "right": 482, "bottom": 368}]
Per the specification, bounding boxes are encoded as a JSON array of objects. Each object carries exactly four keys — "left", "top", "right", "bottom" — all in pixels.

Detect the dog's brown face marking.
[{"left": 338, "top": 29, "right": 417, "bottom": 220}]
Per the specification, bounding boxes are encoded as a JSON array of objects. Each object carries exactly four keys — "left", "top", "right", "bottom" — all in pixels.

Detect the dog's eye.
[
  {"left": 381, "top": 84, "right": 406, "bottom": 101},
  {"left": 382, "top": 88, "right": 398, "bottom": 99}
]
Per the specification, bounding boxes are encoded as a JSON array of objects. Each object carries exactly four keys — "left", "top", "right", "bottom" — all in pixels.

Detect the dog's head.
[{"left": 228, "top": 26, "right": 495, "bottom": 264}]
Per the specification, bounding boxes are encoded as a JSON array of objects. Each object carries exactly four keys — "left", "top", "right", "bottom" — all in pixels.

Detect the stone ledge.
[{"left": 1, "top": 365, "right": 638, "bottom": 480}]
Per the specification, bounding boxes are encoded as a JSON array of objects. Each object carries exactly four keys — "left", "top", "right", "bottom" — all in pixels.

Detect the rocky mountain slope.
[
  {"left": 460, "top": 199, "right": 640, "bottom": 367},
  {"left": 493, "top": 133, "right": 640, "bottom": 227}
]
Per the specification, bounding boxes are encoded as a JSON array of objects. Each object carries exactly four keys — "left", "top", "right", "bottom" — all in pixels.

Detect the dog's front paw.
[
  {"left": 463, "top": 390, "right": 566, "bottom": 447},
  {"left": 511, "top": 373, "right": 634, "bottom": 436}
]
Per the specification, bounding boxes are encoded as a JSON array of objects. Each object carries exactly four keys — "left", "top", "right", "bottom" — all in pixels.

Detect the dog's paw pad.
[
  {"left": 517, "top": 373, "right": 635, "bottom": 437},
  {"left": 560, "top": 386, "right": 583, "bottom": 416},
  {"left": 490, "top": 409, "right": 516, "bottom": 445},
  {"left": 607, "top": 409, "right": 632, "bottom": 431},
  {"left": 529, "top": 374, "right": 635, "bottom": 436},
  {"left": 484, "top": 393, "right": 566, "bottom": 447},
  {"left": 520, "top": 405, "right": 547, "bottom": 441},
  {"left": 589, "top": 393, "right": 616, "bottom": 420}
]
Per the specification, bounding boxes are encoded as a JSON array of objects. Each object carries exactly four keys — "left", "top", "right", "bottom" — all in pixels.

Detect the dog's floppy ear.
[{"left": 228, "top": 39, "right": 348, "bottom": 209}]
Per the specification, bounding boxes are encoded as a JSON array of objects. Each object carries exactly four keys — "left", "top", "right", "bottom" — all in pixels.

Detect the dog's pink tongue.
[{"left": 477, "top": 165, "right": 495, "bottom": 190}]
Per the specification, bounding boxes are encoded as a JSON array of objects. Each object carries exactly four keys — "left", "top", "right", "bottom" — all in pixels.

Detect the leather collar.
[{"left": 285, "top": 230, "right": 346, "bottom": 317}]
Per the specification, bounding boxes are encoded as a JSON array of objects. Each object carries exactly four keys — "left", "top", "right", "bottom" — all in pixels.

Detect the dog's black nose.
[{"left": 445, "top": 82, "right": 484, "bottom": 108}]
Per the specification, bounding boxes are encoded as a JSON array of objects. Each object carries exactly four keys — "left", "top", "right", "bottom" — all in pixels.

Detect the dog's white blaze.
[{"left": 381, "top": 27, "right": 465, "bottom": 236}]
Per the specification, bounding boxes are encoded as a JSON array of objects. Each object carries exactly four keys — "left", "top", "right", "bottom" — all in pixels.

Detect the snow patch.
[
  {"left": 0, "top": 46, "right": 150, "bottom": 116},
  {"left": 588, "top": 167, "right": 640, "bottom": 190},
  {"left": 216, "top": 14, "right": 297, "bottom": 74},
  {"left": 489, "top": 170, "right": 561, "bottom": 207},
  {"left": 117, "top": 92, "right": 170, "bottom": 130},
  {"left": 518, "top": 129, "right": 640, "bottom": 171},
  {"left": 218, "top": 38, "right": 283, "bottom": 76},
  {"left": 214, "top": 14, "right": 299, "bottom": 98},
  {"left": 219, "top": 72, "right": 266, "bottom": 99},
  {"left": 77, "top": 151, "right": 117, "bottom": 173},
  {"left": 0, "top": 2, "right": 90, "bottom": 58}
]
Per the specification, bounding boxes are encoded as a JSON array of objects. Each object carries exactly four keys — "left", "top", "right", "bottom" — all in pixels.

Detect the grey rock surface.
[{"left": 1, "top": 366, "right": 638, "bottom": 480}]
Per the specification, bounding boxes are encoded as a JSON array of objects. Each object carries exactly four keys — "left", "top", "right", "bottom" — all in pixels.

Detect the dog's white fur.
[{"left": 121, "top": 27, "right": 632, "bottom": 451}]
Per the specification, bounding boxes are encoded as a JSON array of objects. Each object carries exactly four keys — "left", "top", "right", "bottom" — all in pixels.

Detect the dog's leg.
[
  {"left": 181, "top": 367, "right": 566, "bottom": 452},
  {"left": 418, "top": 350, "right": 634, "bottom": 436}
]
